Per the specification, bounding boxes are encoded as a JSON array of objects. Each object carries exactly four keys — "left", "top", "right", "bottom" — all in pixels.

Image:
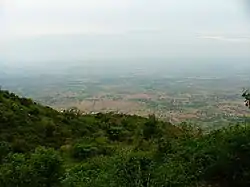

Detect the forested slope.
[{"left": 1, "top": 89, "right": 250, "bottom": 187}]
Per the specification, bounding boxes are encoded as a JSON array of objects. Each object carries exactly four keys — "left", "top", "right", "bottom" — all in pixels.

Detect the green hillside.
[{"left": 1, "top": 89, "right": 250, "bottom": 187}]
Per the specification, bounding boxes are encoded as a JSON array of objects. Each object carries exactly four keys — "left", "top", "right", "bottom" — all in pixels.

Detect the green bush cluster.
[{"left": 0, "top": 147, "right": 63, "bottom": 187}]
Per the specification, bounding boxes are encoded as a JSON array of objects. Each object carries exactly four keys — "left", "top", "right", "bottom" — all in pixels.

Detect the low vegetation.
[{"left": 0, "top": 89, "right": 250, "bottom": 187}]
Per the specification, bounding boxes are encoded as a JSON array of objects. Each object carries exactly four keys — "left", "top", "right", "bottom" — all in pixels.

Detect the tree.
[
  {"left": 242, "top": 90, "right": 250, "bottom": 108},
  {"left": 142, "top": 114, "right": 159, "bottom": 140}
]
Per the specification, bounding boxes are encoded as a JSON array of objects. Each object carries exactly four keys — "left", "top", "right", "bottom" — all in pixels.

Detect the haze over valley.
[{"left": 1, "top": 0, "right": 250, "bottom": 129}]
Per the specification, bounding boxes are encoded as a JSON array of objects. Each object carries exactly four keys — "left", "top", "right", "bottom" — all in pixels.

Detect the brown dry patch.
[
  {"left": 126, "top": 93, "right": 153, "bottom": 100},
  {"left": 158, "top": 95, "right": 172, "bottom": 100},
  {"left": 74, "top": 99, "right": 145, "bottom": 113},
  {"left": 171, "top": 113, "right": 199, "bottom": 122}
]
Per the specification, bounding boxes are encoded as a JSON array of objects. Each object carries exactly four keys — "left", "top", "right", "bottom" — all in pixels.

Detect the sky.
[{"left": 1, "top": 0, "right": 250, "bottom": 64}]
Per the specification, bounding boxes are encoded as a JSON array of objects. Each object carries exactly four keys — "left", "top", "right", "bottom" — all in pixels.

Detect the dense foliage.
[{"left": 1, "top": 89, "right": 250, "bottom": 187}]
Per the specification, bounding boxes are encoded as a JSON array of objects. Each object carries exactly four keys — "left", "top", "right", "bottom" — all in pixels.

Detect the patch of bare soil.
[
  {"left": 74, "top": 99, "right": 145, "bottom": 113},
  {"left": 125, "top": 93, "right": 153, "bottom": 100}
]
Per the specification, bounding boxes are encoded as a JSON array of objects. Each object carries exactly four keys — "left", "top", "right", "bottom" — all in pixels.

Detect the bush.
[
  {"left": 72, "top": 141, "right": 113, "bottom": 160},
  {"left": 0, "top": 141, "right": 11, "bottom": 163},
  {"left": 107, "top": 126, "right": 127, "bottom": 141},
  {"left": 29, "top": 147, "right": 64, "bottom": 186},
  {"left": 115, "top": 151, "right": 155, "bottom": 187},
  {"left": 62, "top": 156, "right": 116, "bottom": 187},
  {"left": 0, "top": 147, "right": 63, "bottom": 187},
  {"left": 0, "top": 153, "right": 31, "bottom": 187}
]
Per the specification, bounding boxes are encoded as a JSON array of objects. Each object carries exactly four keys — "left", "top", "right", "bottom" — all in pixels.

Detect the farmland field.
[{"left": 2, "top": 60, "right": 249, "bottom": 129}]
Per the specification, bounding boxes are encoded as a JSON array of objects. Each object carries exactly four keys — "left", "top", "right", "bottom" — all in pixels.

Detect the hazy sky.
[{"left": 1, "top": 0, "right": 250, "bottom": 63}]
